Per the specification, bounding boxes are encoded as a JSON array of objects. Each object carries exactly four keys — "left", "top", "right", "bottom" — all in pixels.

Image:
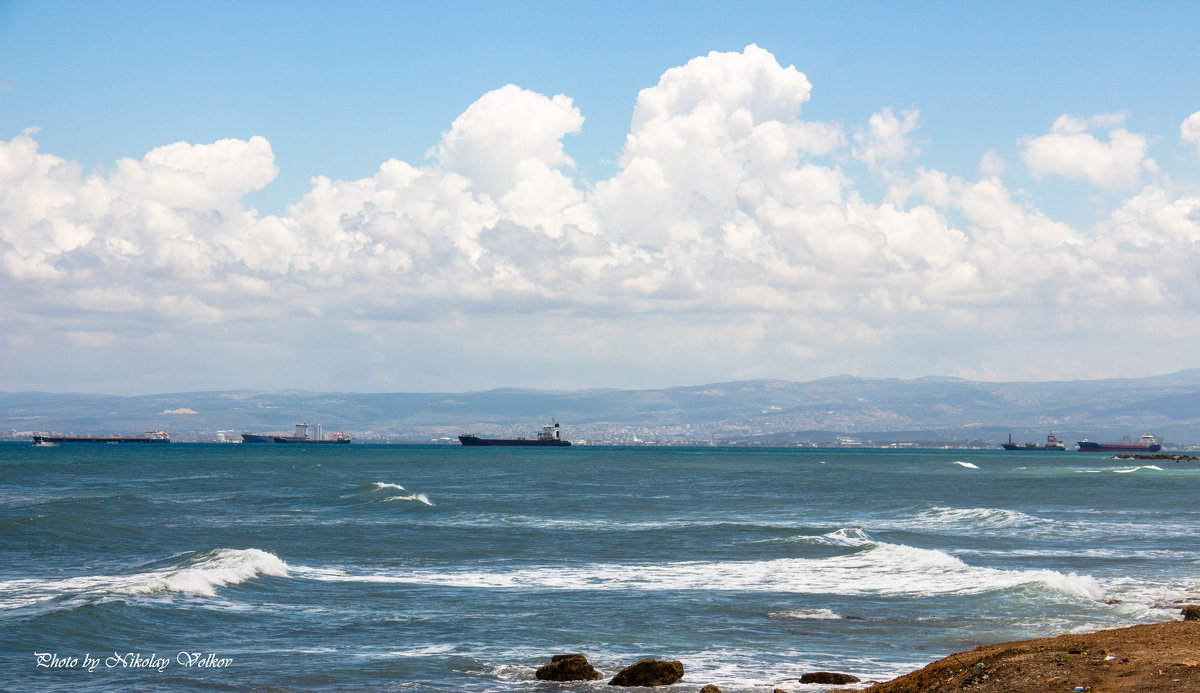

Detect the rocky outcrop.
[
  {"left": 800, "top": 671, "right": 861, "bottom": 684},
  {"left": 862, "top": 620, "right": 1200, "bottom": 692},
  {"left": 609, "top": 658, "right": 685, "bottom": 686},
  {"left": 535, "top": 653, "right": 602, "bottom": 681},
  {"left": 699, "top": 686, "right": 721, "bottom": 693},
  {"left": 1183, "top": 605, "right": 1200, "bottom": 621}
]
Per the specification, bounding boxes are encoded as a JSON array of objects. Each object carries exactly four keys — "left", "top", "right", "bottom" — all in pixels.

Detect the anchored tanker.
[
  {"left": 1001, "top": 433, "right": 1067, "bottom": 451},
  {"left": 459, "top": 421, "right": 571, "bottom": 447},
  {"left": 242, "top": 423, "right": 350, "bottom": 444},
  {"left": 32, "top": 430, "right": 170, "bottom": 445},
  {"left": 1077, "top": 433, "right": 1161, "bottom": 453}
]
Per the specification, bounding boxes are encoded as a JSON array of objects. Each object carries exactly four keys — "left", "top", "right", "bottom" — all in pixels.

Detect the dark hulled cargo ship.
[
  {"left": 32, "top": 430, "right": 170, "bottom": 445},
  {"left": 1077, "top": 434, "right": 1161, "bottom": 453},
  {"left": 1001, "top": 433, "right": 1067, "bottom": 451},
  {"left": 243, "top": 423, "right": 350, "bottom": 444},
  {"left": 459, "top": 421, "right": 571, "bottom": 447}
]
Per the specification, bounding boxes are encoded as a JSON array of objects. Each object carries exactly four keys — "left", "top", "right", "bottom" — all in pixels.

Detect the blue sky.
[
  {"left": 10, "top": 1, "right": 1199, "bottom": 219},
  {"left": 2, "top": 1, "right": 1200, "bottom": 394}
]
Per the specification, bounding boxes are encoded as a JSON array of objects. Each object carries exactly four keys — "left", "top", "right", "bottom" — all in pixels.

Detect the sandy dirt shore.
[{"left": 855, "top": 620, "right": 1200, "bottom": 693}]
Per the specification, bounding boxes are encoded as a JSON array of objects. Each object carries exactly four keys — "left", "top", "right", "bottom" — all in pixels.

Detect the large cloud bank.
[{"left": 3, "top": 45, "right": 1200, "bottom": 391}]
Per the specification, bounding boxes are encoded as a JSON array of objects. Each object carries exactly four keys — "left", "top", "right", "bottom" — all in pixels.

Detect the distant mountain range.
[{"left": 4, "top": 370, "right": 1200, "bottom": 446}]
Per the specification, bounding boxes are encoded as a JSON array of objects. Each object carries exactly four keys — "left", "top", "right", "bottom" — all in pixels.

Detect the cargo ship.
[
  {"left": 243, "top": 423, "right": 350, "bottom": 444},
  {"left": 1001, "top": 433, "right": 1067, "bottom": 451},
  {"left": 459, "top": 421, "right": 571, "bottom": 447},
  {"left": 32, "top": 430, "right": 170, "bottom": 445},
  {"left": 1076, "top": 434, "right": 1161, "bottom": 453}
]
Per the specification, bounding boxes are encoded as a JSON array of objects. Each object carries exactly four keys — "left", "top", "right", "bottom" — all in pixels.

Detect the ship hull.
[
  {"left": 458, "top": 435, "right": 571, "bottom": 447},
  {"left": 1077, "top": 441, "right": 1162, "bottom": 453},
  {"left": 1001, "top": 434, "right": 1066, "bottom": 451},
  {"left": 33, "top": 435, "right": 169, "bottom": 444},
  {"left": 242, "top": 432, "right": 350, "bottom": 444}
]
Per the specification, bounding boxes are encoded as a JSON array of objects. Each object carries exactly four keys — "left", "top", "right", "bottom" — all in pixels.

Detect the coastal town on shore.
[{"left": 7, "top": 426, "right": 1200, "bottom": 452}]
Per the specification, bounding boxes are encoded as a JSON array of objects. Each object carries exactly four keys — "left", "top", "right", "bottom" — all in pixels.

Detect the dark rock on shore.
[
  {"left": 1183, "top": 605, "right": 1200, "bottom": 621},
  {"left": 535, "top": 653, "right": 602, "bottom": 681},
  {"left": 800, "top": 671, "right": 861, "bottom": 684},
  {"left": 699, "top": 685, "right": 721, "bottom": 693},
  {"left": 609, "top": 658, "right": 685, "bottom": 686}
]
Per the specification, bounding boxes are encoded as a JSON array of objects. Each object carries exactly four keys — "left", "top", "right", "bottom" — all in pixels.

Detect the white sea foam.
[
  {"left": 294, "top": 537, "right": 1102, "bottom": 601},
  {"left": 0, "top": 548, "right": 290, "bottom": 609},
  {"left": 366, "top": 481, "right": 433, "bottom": 505},
  {"left": 1112, "top": 465, "right": 1164, "bottom": 474},
  {"left": 431, "top": 513, "right": 778, "bottom": 531},
  {"left": 119, "top": 548, "right": 289, "bottom": 596},
  {"left": 1100, "top": 575, "right": 1200, "bottom": 612},
  {"left": 384, "top": 493, "right": 434, "bottom": 506},
  {"left": 954, "top": 461, "right": 980, "bottom": 469},
  {"left": 799, "top": 527, "right": 875, "bottom": 547},
  {"left": 911, "top": 506, "right": 1055, "bottom": 531},
  {"left": 901, "top": 505, "right": 1199, "bottom": 549},
  {"left": 674, "top": 647, "right": 919, "bottom": 691},
  {"left": 352, "top": 644, "right": 458, "bottom": 659},
  {"left": 372, "top": 482, "right": 407, "bottom": 491},
  {"left": 768, "top": 607, "right": 842, "bottom": 620}
]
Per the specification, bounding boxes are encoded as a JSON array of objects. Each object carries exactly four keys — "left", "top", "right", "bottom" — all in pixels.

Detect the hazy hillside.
[{"left": 3, "top": 370, "right": 1200, "bottom": 446}]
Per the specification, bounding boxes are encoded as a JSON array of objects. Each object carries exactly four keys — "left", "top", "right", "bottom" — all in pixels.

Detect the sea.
[{"left": 2, "top": 443, "right": 1198, "bottom": 692}]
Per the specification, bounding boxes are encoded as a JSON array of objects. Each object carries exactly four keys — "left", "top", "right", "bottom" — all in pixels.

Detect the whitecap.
[
  {"left": 295, "top": 539, "right": 1102, "bottom": 601},
  {"left": 117, "top": 548, "right": 289, "bottom": 597},
  {"left": 1113, "top": 466, "right": 1164, "bottom": 474},
  {"left": 767, "top": 607, "right": 842, "bottom": 620},
  {"left": 954, "top": 461, "right": 980, "bottom": 469},
  {"left": 372, "top": 482, "right": 407, "bottom": 491},
  {"left": 0, "top": 548, "right": 290, "bottom": 609},
  {"left": 800, "top": 527, "right": 875, "bottom": 547},
  {"left": 910, "top": 506, "right": 1053, "bottom": 531},
  {"left": 384, "top": 493, "right": 434, "bottom": 506},
  {"left": 352, "top": 644, "right": 458, "bottom": 659}
]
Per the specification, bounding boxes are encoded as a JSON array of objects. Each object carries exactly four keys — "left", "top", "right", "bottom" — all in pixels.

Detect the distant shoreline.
[
  {"left": 6, "top": 436, "right": 1200, "bottom": 454},
  {"left": 4, "top": 371, "right": 1200, "bottom": 446}
]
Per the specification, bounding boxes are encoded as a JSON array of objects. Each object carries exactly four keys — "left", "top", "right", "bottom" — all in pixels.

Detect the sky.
[{"left": 2, "top": 1, "right": 1200, "bottom": 395}]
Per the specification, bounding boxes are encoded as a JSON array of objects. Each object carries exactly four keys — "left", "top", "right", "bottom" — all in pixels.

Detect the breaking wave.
[
  {"left": 371, "top": 482, "right": 408, "bottom": 491},
  {"left": 343, "top": 482, "right": 433, "bottom": 506},
  {"left": 910, "top": 505, "right": 1055, "bottom": 531},
  {"left": 295, "top": 530, "right": 1102, "bottom": 601},
  {"left": 384, "top": 493, "right": 434, "bottom": 506},
  {"left": 0, "top": 548, "right": 290, "bottom": 610},
  {"left": 768, "top": 607, "right": 843, "bottom": 620}
]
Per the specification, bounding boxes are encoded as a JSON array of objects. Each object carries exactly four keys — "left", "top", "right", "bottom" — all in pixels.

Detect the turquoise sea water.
[{"left": 2, "top": 443, "right": 1198, "bottom": 691}]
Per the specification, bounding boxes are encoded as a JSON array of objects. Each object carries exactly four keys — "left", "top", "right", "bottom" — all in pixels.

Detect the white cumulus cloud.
[
  {"left": 854, "top": 107, "right": 921, "bottom": 169},
  {"left": 1021, "top": 113, "right": 1154, "bottom": 190},
  {"left": 2, "top": 45, "right": 1200, "bottom": 392},
  {"left": 1183, "top": 110, "right": 1200, "bottom": 157}
]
